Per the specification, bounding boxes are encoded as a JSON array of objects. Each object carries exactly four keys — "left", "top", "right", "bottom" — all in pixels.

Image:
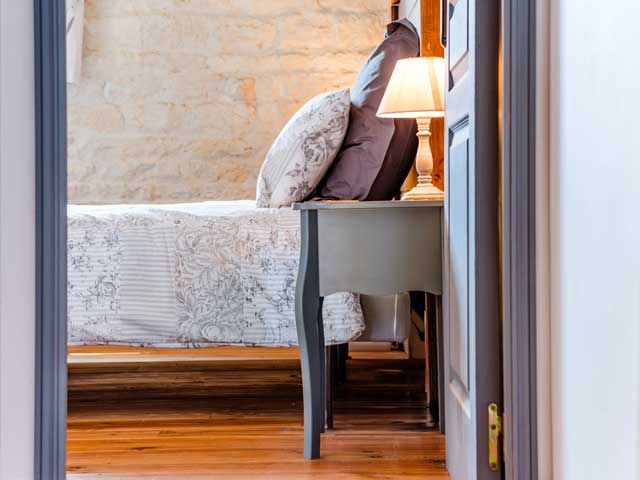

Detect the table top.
[{"left": 292, "top": 200, "right": 443, "bottom": 211}]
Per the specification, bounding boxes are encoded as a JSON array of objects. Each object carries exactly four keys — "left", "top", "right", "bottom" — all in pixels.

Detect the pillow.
[
  {"left": 314, "top": 19, "right": 420, "bottom": 201},
  {"left": 366, "top": 118, "right": 418, "bottom": 200},
  {"left": 256, "top": 89, "right": 350, "bottom": 208}
]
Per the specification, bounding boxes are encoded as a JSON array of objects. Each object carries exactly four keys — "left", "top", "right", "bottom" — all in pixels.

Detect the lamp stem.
[{"left": 402, "top": 116, "right": 444, "bottom": 201}]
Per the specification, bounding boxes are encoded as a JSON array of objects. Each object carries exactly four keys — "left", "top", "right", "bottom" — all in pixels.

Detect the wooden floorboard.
[
  {"left": 68, "top": 345, "right": 409, "bottom": 363},
  {"left": 67, "top": 347, "right": 449, "bottom": 479}
]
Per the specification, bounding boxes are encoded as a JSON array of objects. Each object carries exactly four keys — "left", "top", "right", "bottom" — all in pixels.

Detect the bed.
[
  {"left": 68, "top": 201, "right": 365, "bottom": 347},
  {"left": 66, "top": 2, "right": 431, "bottom": 350}
]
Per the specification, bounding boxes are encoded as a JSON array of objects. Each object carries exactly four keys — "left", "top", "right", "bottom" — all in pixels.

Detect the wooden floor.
[{"left": 67, "top": 346, "right": 449, "bottom": 479}]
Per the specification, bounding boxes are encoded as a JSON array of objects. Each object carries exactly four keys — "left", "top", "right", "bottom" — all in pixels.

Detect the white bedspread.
[{"left": 67, "top": 201, "right": 364, "bottom": 347}]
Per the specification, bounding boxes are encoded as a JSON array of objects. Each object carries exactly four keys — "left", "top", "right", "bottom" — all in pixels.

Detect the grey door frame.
[
  {"left": 501, "top": 0, "right": 538, "bottom": 478},
  {"left": 32, "top": 0, "right": 537, "bottom": 478},
  {"left": 34, "top": 0, "right": 67, "bottom": 479}
]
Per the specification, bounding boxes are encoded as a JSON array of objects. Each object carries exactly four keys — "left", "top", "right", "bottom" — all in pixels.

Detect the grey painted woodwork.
[
  {"left": 501, "top": 0, "right": 539, "bottom": 478},
  {"left": 318, "top": 209, "right": 442, "bottom": 297},
  {"left": 296, "top": 200, "right": 443, "bottom": 210},
  {"left": 325, "top": 346, "right": 336, "bottom": 429},
  {"left": 34, "top": 1, "right": 68, "bottom": 479},
  {"left": 443, "top": 0, "right": 501, "bottom": 479},
  {"left": 426, "top": 292, "right": 445, "bottom": 432},
  {"left": 293, "top": 201, "right": 444, "bottom": 459},
  {"left": 294, "top": 210, "right": 326, "bottom": 459}
]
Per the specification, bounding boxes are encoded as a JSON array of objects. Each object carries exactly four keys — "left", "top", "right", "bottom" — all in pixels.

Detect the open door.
[{"left": 443, "top": 0, "right": 501, "bottom": 479}]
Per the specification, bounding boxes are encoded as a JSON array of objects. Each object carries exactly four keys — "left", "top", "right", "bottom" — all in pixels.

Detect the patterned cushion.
[{"left": 256, "top": 89, "right": 350, "bottom": 208}]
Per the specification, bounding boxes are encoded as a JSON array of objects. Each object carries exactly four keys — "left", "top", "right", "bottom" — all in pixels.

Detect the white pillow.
[{"left": 256, "top": 88, "right": 350, "bottom": 208}]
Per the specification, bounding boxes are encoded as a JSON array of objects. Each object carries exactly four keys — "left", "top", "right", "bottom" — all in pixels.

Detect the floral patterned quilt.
[{"left": 68, "top": 201, "right": 364, "bottom": 347}]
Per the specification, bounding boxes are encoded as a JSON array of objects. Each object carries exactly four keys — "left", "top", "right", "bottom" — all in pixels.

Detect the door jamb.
[
  {"left": 501, "top": 0, "right": 539, "bottom": 478},
  {"left": 34, "top": 0, "right": 67, "bottom": 479},
  {"left": 32, "top": 1, "right": 540, "bottom": 478}
]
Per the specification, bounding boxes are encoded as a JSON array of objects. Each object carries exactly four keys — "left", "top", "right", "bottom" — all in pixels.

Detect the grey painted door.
[{"left": 443, "top": 0, "right": 501, "bottom": 479}]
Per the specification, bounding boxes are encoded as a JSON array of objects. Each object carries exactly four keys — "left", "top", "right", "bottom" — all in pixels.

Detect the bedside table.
[{"left": 292, "top": 200, "right": 444, "bottom": 459}]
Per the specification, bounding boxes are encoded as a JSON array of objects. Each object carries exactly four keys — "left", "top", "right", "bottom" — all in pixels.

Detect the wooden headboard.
[
  {"left": 391, "top": 0, "right": 401, "bottom": 20},
  {"left": 391, "top": 0, "right": 445, "bottom": 192}
]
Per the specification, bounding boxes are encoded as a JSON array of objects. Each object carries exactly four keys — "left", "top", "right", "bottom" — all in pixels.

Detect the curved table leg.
[
  {"left": 325, "top": 345, "right": 336, "bottom": 430},
  {"left": 295, "top": 210, "right": 325, "bottom": 459},
  {"left": 317, "top": 298, "right": 326, "bottom": 434}
]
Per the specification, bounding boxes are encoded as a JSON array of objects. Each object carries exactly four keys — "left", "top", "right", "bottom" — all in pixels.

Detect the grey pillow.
[
  {"left": 256, "top": 89, "right": 350, "bottom": 208},
  {"left": 314, "top": 20, "right": 420, "bottom": 201},
  {"left": 366, "top": 118, "right": 418, "bottom": 200}
]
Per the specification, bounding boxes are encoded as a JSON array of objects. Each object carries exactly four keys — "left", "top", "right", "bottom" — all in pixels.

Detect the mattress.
[{"left": 67, "top": 200, "right": 365, "bottom": 347}]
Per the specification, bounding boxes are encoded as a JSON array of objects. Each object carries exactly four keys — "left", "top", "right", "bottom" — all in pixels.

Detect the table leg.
[
  {"left": 336, "top": 343, "right": 349, "bottom": 384},
  {"left": 325, "top": 345, "right": 336, "bottom": 429},
  {"left": 426, "top": 293, "right": 446, "bottom": 433},
  {"left": 295, "top": 210, "right": 325, "bottom": 459},
  {"left": 426, "top": 292, "right": 440, "bottom": 422},
  {"left": 435, "top": 294, "right": 445, "bottom": 434},
  {"left": 317, "top": 299, "right": 326, "bottom": 434}
]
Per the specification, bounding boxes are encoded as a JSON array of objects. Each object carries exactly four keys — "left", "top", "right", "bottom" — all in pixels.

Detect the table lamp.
[{"left": 377, "top": 56, "right": 445, "bottom": 200}]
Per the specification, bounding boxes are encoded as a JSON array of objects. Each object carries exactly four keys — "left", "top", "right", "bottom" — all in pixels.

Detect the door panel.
[
  {"left": 448, "top": 0, "right": 468, "bottom": 72},
  {"left": 443, "top": 0, "right": 500, "bottom": 479},
  {"left": 448, "top": 126, "right": 470, "bottom": 392}
]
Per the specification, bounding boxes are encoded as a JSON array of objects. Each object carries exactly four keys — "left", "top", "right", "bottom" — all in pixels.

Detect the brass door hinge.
[{"left": 488, "top": 403, "right": 503, "bottom": 472}]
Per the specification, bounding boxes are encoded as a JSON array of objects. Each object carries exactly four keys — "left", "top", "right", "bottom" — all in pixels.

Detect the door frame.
[
  {"left": 34, "top": 0, "right": 67, "bottom": 479},
  {"left": 32, "top": 0, "right": 539, "bottom": 478},
  {"left": 501, "top": 0, "right": 539, "bottom": 478}
]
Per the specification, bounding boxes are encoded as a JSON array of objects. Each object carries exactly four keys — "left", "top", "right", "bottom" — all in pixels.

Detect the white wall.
[
  {"left": 0, "top": 1, "right": 36, "bottom": 479},
  {"left": 549, "top": 1, "right": 640, "bottom": 479}
]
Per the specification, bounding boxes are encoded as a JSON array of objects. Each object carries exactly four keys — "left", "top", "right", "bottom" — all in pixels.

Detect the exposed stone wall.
[{"left": 67, "top": 0, "right": 389, "bottom": 204}]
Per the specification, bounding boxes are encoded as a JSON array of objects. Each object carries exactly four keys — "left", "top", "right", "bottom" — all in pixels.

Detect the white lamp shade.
[{"left": 377, "top": 56, "right": 446, "bottom": 119}]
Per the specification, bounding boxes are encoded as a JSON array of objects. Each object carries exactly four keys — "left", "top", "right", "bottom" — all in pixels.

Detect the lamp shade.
[{"left": 377, "top": 56, "right": 446, "bottom": 119}]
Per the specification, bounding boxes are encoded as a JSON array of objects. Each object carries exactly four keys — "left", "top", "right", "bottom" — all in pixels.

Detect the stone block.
[
  {"left": 85, "top": 16, "right": 143, "bottom": 51},
  {"left": 68, "top": 104, "right": 125, "bottom": 133},
  {"left": 276, "top": 13, "right": 334, "bottom": 51},
  {"left": 335, "top": 13, "right": 388, "bottom": 50},
  {"left": 216, "top": 18, "right": 278, "bottom": 55},
  {"left": 314, "top": 0, "right": 389, "bottom": 14}
]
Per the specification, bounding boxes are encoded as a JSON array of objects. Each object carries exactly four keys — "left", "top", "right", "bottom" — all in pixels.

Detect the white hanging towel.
[{"left": 66, "top": 0, "right": 85, "bottom": 84}]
